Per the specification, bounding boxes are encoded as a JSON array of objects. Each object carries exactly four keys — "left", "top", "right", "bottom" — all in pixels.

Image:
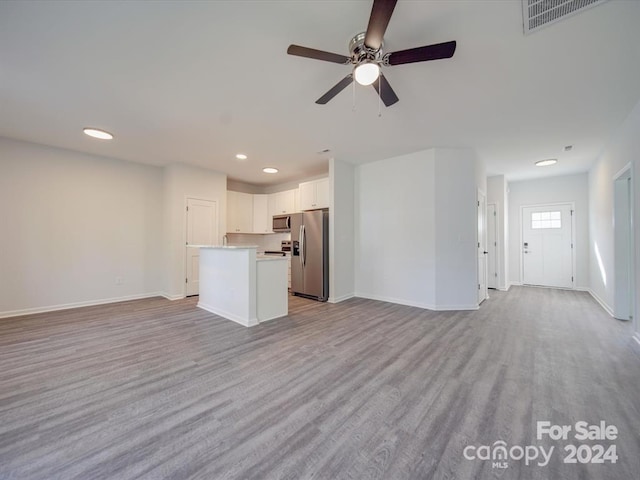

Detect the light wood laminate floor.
[{"left": 1, "top": 287, "right": 639, "bottom": 479}]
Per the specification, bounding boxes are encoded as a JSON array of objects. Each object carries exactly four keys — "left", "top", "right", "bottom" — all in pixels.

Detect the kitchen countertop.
[
  {"left": 188, "top": 245, "right": 259, "bottom": 249},
  {"left": 188, "top": 245, "right": 287, "bottom": 261}
]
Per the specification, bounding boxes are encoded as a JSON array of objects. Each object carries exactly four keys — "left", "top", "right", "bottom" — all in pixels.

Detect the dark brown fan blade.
[
  {"left": 364, "top": 0, "right": 397, "bottom": 51},
  {"left": 316, "top": 74, "right": 354, "bottom": 104},
  {"left": 387, "top": 41, "right": 456, "bottom": 66},
  {"left": 287, "top": 45, "right": 350, "bottom": 64},
  {"left": 372, "top": 73, "right": 399, "bottom": 106}
]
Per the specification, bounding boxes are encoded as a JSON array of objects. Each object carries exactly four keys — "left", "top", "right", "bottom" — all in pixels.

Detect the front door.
[
  {"left": 522, "top": 204, "right": 573, "bottom": 288},
  {"left": 186, "top": 198, "right": 218, "bottom": 296}
]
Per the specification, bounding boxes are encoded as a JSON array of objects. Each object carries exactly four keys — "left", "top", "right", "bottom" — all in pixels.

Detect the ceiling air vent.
[{"left": 522, "top": 0, "right": 609, "bottom": 34}]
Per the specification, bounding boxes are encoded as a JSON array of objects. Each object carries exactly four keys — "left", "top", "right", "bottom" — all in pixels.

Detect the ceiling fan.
[{"left": 287, "top": 0, "right": 456, "bottom": 107}]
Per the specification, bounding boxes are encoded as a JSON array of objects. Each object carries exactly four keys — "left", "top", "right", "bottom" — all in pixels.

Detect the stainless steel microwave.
[{"left": 272, "top": 214, "right": 291, "bottom": 232}]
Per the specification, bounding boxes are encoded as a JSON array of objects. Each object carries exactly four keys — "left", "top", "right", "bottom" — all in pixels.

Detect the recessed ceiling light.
[
  {"left": 83, "top": 127, "right": 113, "bottom": 140},
  {"left": 262, "top": 167, "right": 279, "bottom": 174},
  {"left": 235, "top": 153, "right": 248, "bottom": 160},
  {"left": 535, "top": 159, "right": 558, "bottom": 167}
]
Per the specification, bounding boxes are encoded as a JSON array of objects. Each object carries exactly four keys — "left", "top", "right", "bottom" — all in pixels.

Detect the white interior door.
[
  {"left": 478, "top": 191, "right": 488, "bottom": 304},
  {"left": 522, "top": 204, "right": 573, "bottom": 288},
  {"left": 487, "top": 203, "right": 498, "bottom": 289},
  {"left": 186, "top": 198, "right": 217, "bottom": 296}
]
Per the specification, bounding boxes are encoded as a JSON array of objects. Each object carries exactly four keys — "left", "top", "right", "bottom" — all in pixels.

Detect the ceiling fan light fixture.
[
  {"left": 354, "top": 62, "right": 380, "bottom": 86},
  {"left": 262, "top": 167, "right": 279, "bottom": 174}
]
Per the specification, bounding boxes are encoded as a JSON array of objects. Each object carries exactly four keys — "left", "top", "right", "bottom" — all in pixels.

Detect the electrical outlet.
[{"left": 115, "top": 277, "right": 123, "bottom": 285}]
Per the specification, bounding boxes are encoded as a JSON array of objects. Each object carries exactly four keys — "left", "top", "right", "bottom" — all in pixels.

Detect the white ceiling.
[{"left": 1, "top": 0, "right": 639, "bottom": 185}]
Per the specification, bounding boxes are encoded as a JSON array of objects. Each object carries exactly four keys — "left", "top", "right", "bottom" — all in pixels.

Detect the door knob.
[{"left": 483, "top": 251, "right": 488, "bottom": 255}]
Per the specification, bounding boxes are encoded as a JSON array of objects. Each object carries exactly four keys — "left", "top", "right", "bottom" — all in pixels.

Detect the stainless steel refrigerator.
[{"left": 290, "top": 210, "right": 329, "bottom": 301}]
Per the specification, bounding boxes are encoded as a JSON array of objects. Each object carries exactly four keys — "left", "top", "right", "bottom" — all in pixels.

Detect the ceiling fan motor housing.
[{"left": 349, "top": 32, "right": 383, "bottom": 65}]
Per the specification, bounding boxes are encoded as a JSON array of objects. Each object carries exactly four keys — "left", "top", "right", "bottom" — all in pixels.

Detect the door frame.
[
  {"left": 478, "top": 189, "right": 488, "bottom": 304},
  {"left": 519, "top": 202, "right": 576, "bottom": 288},
  {"left": 613, "top": 163, "right": 636, "bottom": 325},
  {"left": 184, "top": 196, "right": 219, "bottom": 297}
]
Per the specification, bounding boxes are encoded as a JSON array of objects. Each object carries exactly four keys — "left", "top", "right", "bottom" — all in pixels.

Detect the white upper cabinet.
[
  {"left": 228, "top": 188, "right": 299, "bottom": 234},
  {"left": 299, "top": 178, "right": 329, "bottom": 211},
  {"left": 268, "top": 189, "right": 297, "bottom": 216},
  {"left": 252, "top": 194, "right": 271, "bottom": 233},
  {"left": 315, "top": 178, "right": 329, "bottom": 209},
  {"left": 227, "top": 191, "right": 253, "bottom": 233}
]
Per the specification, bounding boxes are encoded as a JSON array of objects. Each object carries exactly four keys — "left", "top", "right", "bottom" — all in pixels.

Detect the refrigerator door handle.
[
  {"left": 299, "top": 224, "right": 305, "bottom": 268},
  {"left": 302, "top": 224, "right": 307, "bottom": 267},
  {"left": 303, "top": 224, "right": 307, "bottom": 267}
]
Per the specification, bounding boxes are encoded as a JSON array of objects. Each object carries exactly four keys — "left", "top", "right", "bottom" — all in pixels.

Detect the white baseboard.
[
  {"left": 355, "top": 292, "right": 436, "bottom": 310},
  {"left": 161, "top": 292, "right": 186, "bottom": 301},
  {"left": 633, "top": 333, "right": 640, "bottom": 347},
  {"left": 354, "top": 292, "right": 478, "bottom": 311},
  {"left": 435, "top": 304, "right": 479, "bottom": 311},
  {"left": 0, "top": 292, "right": 165, "bottom": 320},
  {"left": 328, "top": 293, "right": 355, "bottom": 304},
  {"left": 197, "top": 301, "right": 257, "bottom": 327},
  {"left": 585, "top": 288, "right": 614, "bottom": 317}
]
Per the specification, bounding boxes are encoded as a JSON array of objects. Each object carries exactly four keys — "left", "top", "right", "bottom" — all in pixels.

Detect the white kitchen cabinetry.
[
  {"left": 268, "top": 189, "right": 298, "bottom": 217},
  {"left": 227, "top": 191, "right": 253, "bottom": 233},
  {"left": 299, "top": 178, "right": 329, "bottom": 210},
  {"left": 252, "top": 194, "right": 271, "bottom": 233},
  {"left": 228, "top": 189, "right": 299, "bottom": 234}
]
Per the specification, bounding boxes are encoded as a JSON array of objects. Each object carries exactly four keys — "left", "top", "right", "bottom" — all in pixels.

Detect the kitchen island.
[{"left": 197, "top": 246, "right": 288, "bottom": 327}]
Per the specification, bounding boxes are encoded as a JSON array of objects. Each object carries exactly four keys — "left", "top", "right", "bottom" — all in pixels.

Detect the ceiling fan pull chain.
[{"left": 352, "top": 78, "right": 357, "bottom": 112}]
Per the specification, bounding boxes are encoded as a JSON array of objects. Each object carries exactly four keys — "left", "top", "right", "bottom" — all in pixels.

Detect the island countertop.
[
  {"left": 187, "top": 245, "right": 259, "bottom": 249},
  {"left": 188, "top": 245, "right": 287, "bottom": 261}
]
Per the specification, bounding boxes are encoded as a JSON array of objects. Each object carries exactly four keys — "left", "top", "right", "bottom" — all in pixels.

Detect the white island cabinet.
[{"left": 197, "top": 246, "right": 288, "bottom": 327}]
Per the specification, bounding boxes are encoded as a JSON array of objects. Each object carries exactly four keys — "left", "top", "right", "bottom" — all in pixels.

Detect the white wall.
[
  {"left": 434, "top": 149, "right": 483, "bottom": 309},
  {"left": 329, "top": 158, "right": 355, "bottom": 303},
  {"left": 588, "top": 98, "right": 640, "bottom": 338},
  {"left": 487, "top": 175, "right": 509, "bottom": 290},
  {"left": 507, "top": 173, "right": 589, "bottom": 288},
  {"left": 228, "top": 173, "right": 328, "bottom": 195},
  {"left": 0, "top": 137, "right": 163, "bottom": 317},
  {"left": 163, "top": 163, "right": 227, "bottom": 299},
  {"left": 355, "top": 149, "right": 436, "bottom": 308},
  {"left": 355, "top": 148, "right": 481, "bottom": 310}
]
